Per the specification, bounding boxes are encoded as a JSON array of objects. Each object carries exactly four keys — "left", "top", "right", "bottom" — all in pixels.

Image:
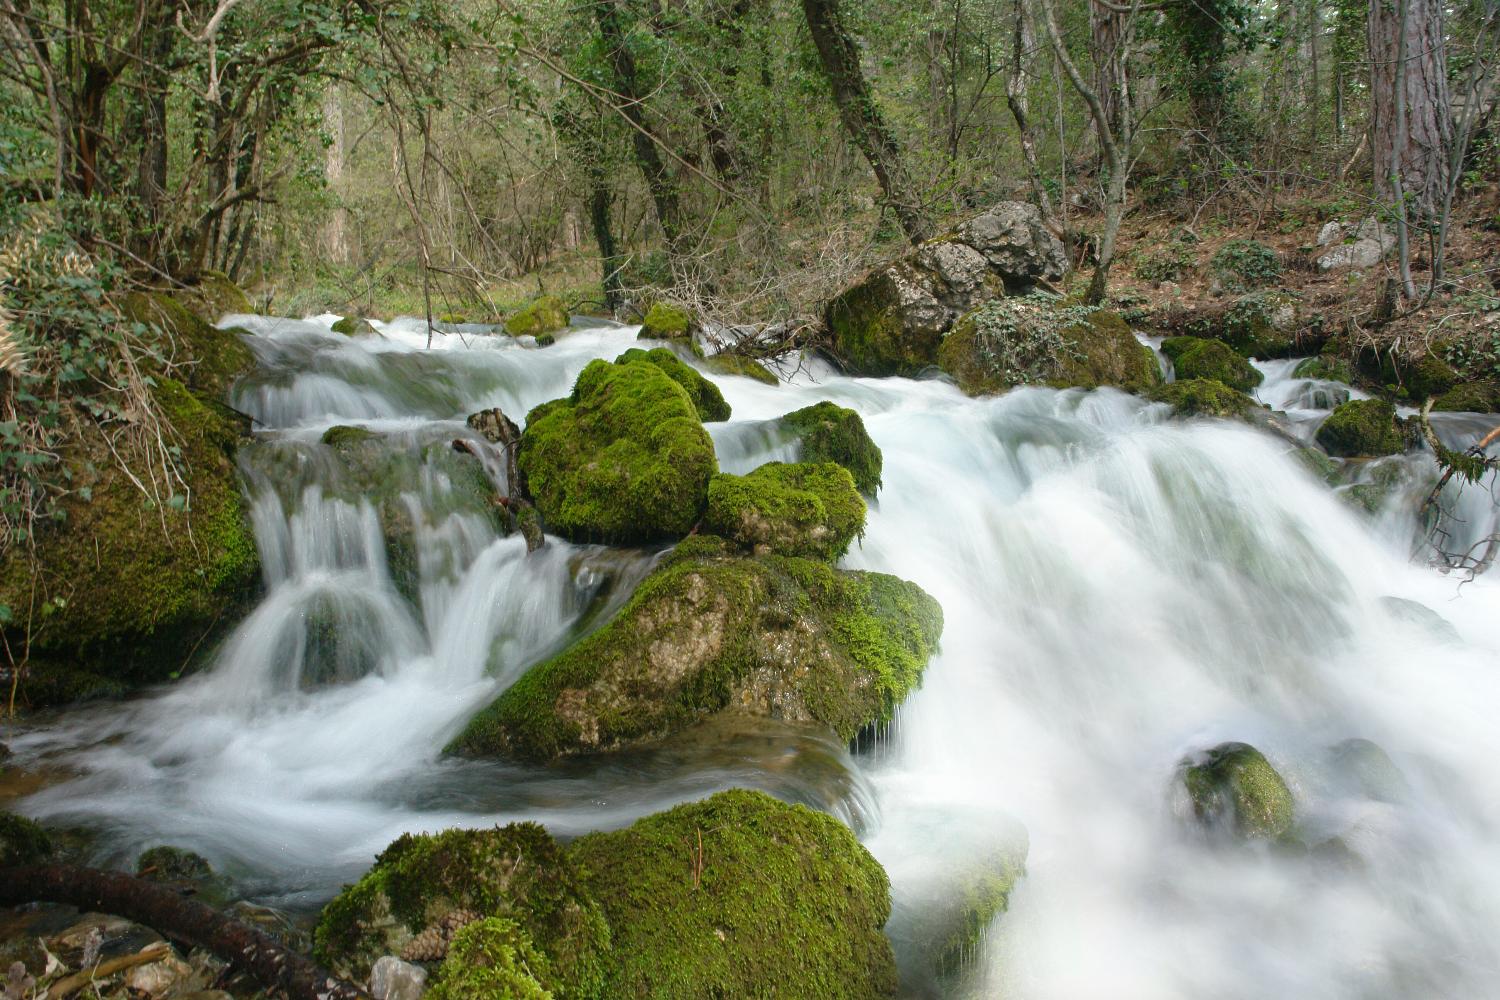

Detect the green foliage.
[
  {"left": 1315, "top": 399, "right": 1405, "bottom": 457},
  {"left": 779, "top": 401, "right": 883, "bottom": 496},
  {"left": 613, "top": 347, "right": 730, "bottom": 421},
  {"left": 567, "top": 789, "right": 898, "bottom": 1000},
  {"left": 948, "top": 294, "right": 1089, "bottom": 388},
  {"left": 1209, "top": 240, "right": 1282, "bottom": 292},
  {"left": 1160, "top": 337, "right": 1263, "bottom": 392},
  {"left": 704, "top": 462, "right": 865, "bottom": 559},
  {"left": 1181, "top": 742, "right": 1295, "bottom": 840},
  {"left": 429, "top": 919, "right": 555, "bottom": 1000},
  {"left": 516, "top": 359, "right": 718, "bottom": 543},
  {"left": 0, "top": 812, "right": 53, "bottom": 866},
  {"left": 1135, "top": 240, "right": 1197, "bottom": 283}
]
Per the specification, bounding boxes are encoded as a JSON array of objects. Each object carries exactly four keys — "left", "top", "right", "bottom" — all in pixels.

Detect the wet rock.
[
  {"left": 777, "top": 402, "right": 883, "bottom": 496},
  {"left": 321, "top": 424, "right": 377, "bottom": 448},
  {"left": 1180, "top": 742, "right": 1295, "bottom": 840},
  {"left": 136, "top": 846, "right": 231, "bottom": 906},
  {"left": 503, "top": 295, "right": 568, "bottom": 338},
  {"left": 824, "top": 201, "right": 1065, "bottom": 375},
  {"left": 1378, "top": 596, "right": 1461, "bottom": 645},
  {"left": 1315, "top": 399, "right": 1405, "bottom": 457},
  {"left": 224, "top": 901, "right": 311, "bottom": 953},
  {"left": 637, "top": 301, "right": 693, "bottom": 340},
  {"left": 1433, "top": 379, "right": 1500, "bottom": 413},
  {"left": 1293, "top": 356, "right": 1354, "bottom": 384},
  {"left": 332, "top": 315, "right": 377, "bottom": 336},
  {"left": 701, "top": 352, "right": 777, "bottom": 385},
  {"left": 516, "top": 359, "right": 717, "bottom": 543},
  {"left": 613, "top": 347, "right": 730, "bottom": 422},
  {"left": 370, "top": 956, "right": 429, "bottom": 1000},
  {"left": 0, "top": 812, "right": 52, "bottom": 865},
  {"left": 1219, "top": 290, "right": 1302, "bottom": 358},
  {"left": 703, "top": 462, "right": 865, "bottom": 560},
  {"left": 449, "top": 536, "right": 942, "bottom": 761},
  {"left": 1148, "top": 378, "right": 1258, "bottom": 420},
  {"left": 1328, "top": 737, "right": 1411, "bottom": 803},
  {"left": 1160, "top": 337, "right": 1263, "bottom": 393}
]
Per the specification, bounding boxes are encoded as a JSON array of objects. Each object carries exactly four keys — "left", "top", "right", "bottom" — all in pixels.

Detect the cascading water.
[{"left": 7, "top": 314, "right": 1499, "bottom": 997}]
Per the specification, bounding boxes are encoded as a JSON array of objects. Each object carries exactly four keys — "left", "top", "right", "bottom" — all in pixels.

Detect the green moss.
[
  {"left": 1293, "top": 356, "right": 1354, "bottom": 383},
  {"left": 1315, "top": 399, "right": 1405, "bottom": 457},
  {"left": 1148, "top": 378, "right": 1256, "bottom": 419},
  {"left": 704, "top": 462, "right": 864, "bottom": 560},
  {"left": 1432, "top": 380, "right": 1499, "bottom": 413},
  {"left": 331, "top": 315, "right": 375, "bottom": 336},
  {"left": 449, "top": 547, "right": 942, "bottom": 761},
  {"left": 1161, "top": 337, "right": 1263, "bottom": 392},
  {"left": 779, "top": 402, "right": 883, "bottom": 496},
  {"left": 191, "top": 270, "right": 254, "bottom": 317},
  {"left": 517, "top": 360, "right": 718, "bottom": 543},
  {"left": 136, "top": 844, "right": 214, "bottom": 882},
  {"left": 637, "top": 302, "right": 693, "bottom": 340},
  {"left": 536, "top": 332, "right": 556, "bottom": 348},
  {"left": 439, "top": 312, "right": 468, "bottom": 325},
  {"left": 505, "top": 296, "right": 569, "bottom": 338},
  {"left": 1181, "top": 742, "right": 1295, "bottom": 840},
  {"left": 121, "top": 291, "right": 255, "bottom": 400},
  {"left": 613, "top": 347, "right": 730, "bottom": 422},
  {"left": 320, "top": 424, "right": 377, "bottom": 448},
  {"left": 14, "top": 659, "right": 128, "bottom": 707},
  {"left": 429, "top": 918, "right": 555, "bottom": 1000},
  {"left": 0, "top": 812, "right": 53, "bottom": 866},
  {"left": 1294, "top": 447, "right": 1342, "bottom": 484},
  {"left": 702, "top": 354, "right": 777, "bottom": 385},
  {"left": 313, "top": 823, "right": 608, "bottom": 993},
  {"left": 1220, "top": 291, "right": 1300, "bottom": 358},
  {"left": 1049, "top": 310, "right": 1162, "bottom": 393},
  {"left": 567, "top": 789, "right": 897, "bottom": 1000},
  {"left": 825, "top": 271, "right": 935, "bottom": 376}
]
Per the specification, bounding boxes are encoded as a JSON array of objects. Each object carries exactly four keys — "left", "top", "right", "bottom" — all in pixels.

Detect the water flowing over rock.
[{"left": 823, "top": 201, "right": 1066, "bottom": 375}]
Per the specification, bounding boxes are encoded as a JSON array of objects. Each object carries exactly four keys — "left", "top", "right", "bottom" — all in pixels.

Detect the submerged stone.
[
  {"left": 1148, "top": 378, "right": 1257, "bottom": 420},
  {"left": 613, "top": 347, "right": 730, "bottom": 422},
  {"left": 1161, "top": 337, "right": 1263, "bottom": 393},
  {"left": 1315, "top": 399, "right": 1405, "bottom": 457},
  {"left": 516, "top": 359, "right": 718, "bottom": 543},
  {"left": 504, "top": 296, "right": 569, "bottom": 338},
  {"left": 778, "top": 401, "right": 883, "bottom": 496},
  {"left": 449, "top": 537, "right": 942, "bottom": 761},
  {"left": 1327, "top": 737, "right": 1410, "bottom": 804},
  {"left": 1378, "top": 595, "right": 1461, "bottom": 645},
  {"left": 704, "top": 462, "right": 864, "bottom": 560},
  {"left": 1180, "top": 742, "right": 1295, "bottom": 840}
]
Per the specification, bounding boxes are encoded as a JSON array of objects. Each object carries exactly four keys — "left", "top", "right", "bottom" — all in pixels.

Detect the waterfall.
[{"left": 10, "top": 314, "right": 1500, "bottom": 996}]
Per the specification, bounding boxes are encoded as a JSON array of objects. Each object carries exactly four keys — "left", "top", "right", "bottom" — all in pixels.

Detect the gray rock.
[
  {"left": 1316, "top": 221, "right": 1345, "bottom": 246},
  {"left": 370, "top": 956, "right": 428, "bottom": 1000},
  {"left": 1316, "top": 217, "right": 1396, "bottom": 272},
  {"left": 955, "top": 201, "right": 1067, "bottom": 282}
]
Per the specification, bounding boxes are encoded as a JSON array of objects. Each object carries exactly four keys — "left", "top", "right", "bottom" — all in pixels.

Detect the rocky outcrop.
[
  {"left": 1315, "top": 219, "right": 1396, "bottom": 272},
  {"left": 448, "top": 536, "right": 942, "bottom": 762},
  {"left": 824, "top": 202, "right": 1066, "bottom": 375}
]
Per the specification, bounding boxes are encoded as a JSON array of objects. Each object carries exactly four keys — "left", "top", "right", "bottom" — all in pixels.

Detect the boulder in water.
[
  {"left": 613, "top": 347, "right": 730, "bottom": 422},
  {"left": 1327, "top": 737, "right": 1410, "bottom": 804},
  {"left": 504, "top": 295, "right": 568, "bottom": 338},
  {"left": 703, "top": 462, "right": 865, "bottom": 559},
  {"left": 1433, "top": 379, "right": 1500, "bottom": 413},
  {"left": 637, "top": 301, "right": 694, "bottom": 340},
  {"left": 1148, "top": 378, "right": 1257, "bottom": 420},
  {"left": 1315, "top": 399, "right": 1405, "bottom": 457},
  {"left": 449, "top": 536, "right": 942, "bottom": 761},
  {"left": 1160, "top": 337, "right": 1263, "bottom": 393},
  {"left": 1219, "top": 290, "right": 1301, "bottom": 358},
  {"left": 779, "top": 401, "right": 883, "bottom": 496},
  {"left": 1293, "top": 356, "right": 1354, "bottom": 383},
  {"left": 331, "top": 315, "right": 376, "bottom": 336},
  {"left": 702, "top": 353, "right": 777, "bottom": 384},
  {"left": 824, "top": 202, "right": 1065, "bottom": 376},
  {"left": 1180, "top": 742, "right": 1295, "bottom": 841},
  {"left": 517, "top": 359, "right": 718, "bottom": 543}
]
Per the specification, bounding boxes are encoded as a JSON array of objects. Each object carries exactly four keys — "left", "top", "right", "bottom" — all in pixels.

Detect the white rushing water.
[{"left": 10, "top": 315, "right": 1500, "bottom": 997}]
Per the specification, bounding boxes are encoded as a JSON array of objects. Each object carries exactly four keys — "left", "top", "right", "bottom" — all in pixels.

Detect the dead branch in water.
[{"left": 1416, "top": 399, "right": 1500, "bottom": 577}]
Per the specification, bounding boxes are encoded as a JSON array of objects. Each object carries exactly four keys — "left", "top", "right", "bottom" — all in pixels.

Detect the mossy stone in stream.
[
  {"left": 1433, "top": 380, "right": 1500, "bottom": 413},
  {"left": 313, "top": 823, "right": 608, "bottom": 993},
  {"left": 1148, "top": 378, "right": 1257, "bottom": 419},
  {"left": 1315, "top": 399, "right": 1405, "bottom": 457},
  {"left": 320, "top": 424, "right": 377, "bottom": 448},
  {"left": 1180, "top": 742, "right": 1295, "bottom": 840},
  {"left": 703, "top": 462, "right": 865, "bottom": 560},
  {"left": 120, "top": 291, "right": 255, "bottom": 400},
  {"left": 449, "top": 538, "right": 942, "bottom": 761},
  {"left": 1327, "top": 737, "right": 1410, "bottom": 804},
  {"left": 505, "top": 296, "right": 569, "bottom": 338},
  {"left": 1161, "top": 337, "right": 1263, "bottom": 393},
  {"left": 331, "top": 315, "right": 376, "bottom": 336},
  {"left": 0, "top": 812, "right": 53, "bottom": 865},
  {"left": 1293, "top": 356, "right": 1355, "bottom": 383},
  {"left": 779, "top": 401, "right": 883, "bottom": 496},
  {"left": 613, "top": 347, "right": 730, "bottom": 422},
  {"left": 703, "top": 353, "right": 777, "bottom": 385},
  {"left": 637, "top": 302, "right": 693, "bottom": 340},
  {"left": 566, "top": 789, "right": 897, "bottom": 999},
  {"left": 136, "top": 845, "right": 232, "bottom": 906},
  {"left": 516, "top": 359, "right": 717, "bottom": 544},
  {"left": 427, "top": 917, "right": 555, "bottom": 1000},
  {"left": 1219, "top": 290, "right": 1300, "bottom": 358}
]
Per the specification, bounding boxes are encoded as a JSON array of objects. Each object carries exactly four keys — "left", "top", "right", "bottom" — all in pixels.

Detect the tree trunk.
[
  {"left": 321, "top": 84, "right": 352, "bottom": 265},
  {"left": 1008, "top": 0, "right": 1058, "bottom": 230},
  {"left": 1091, "top": 2, "right": 1128, "bottom": 143},
  {"left": 588, "top": 175, "right": 625, "bottom": 312},
  {"left": 800, "top": 0, "right": 928, "bottom": 243},
  {"left": 1369, "top": 0, "right": 1452, "bottom": 221}
]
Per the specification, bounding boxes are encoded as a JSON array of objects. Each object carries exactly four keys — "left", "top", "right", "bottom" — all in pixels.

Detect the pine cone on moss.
[{"left": 398, "top": 909, "right": 480, "bottom": 962}]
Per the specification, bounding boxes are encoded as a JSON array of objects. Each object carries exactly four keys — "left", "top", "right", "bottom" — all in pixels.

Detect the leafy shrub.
[{"left": 1210, "top": 239, "right": 1281, "bottom": 291}]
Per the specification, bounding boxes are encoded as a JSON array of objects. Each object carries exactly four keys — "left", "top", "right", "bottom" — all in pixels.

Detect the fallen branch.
[
  {"left": 0, "top": 864, "right": 371, "bottom": 1000},
  {"left": 45, "top": 941, "right": 170, "bottom": 1000},
  {"left": 1415, "top": 399, "right": 1500, "bottom": 576}
]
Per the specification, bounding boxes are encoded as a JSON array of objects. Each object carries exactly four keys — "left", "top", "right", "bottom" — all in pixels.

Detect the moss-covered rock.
[
  {"left": 331, "top": 315, "right": 376, "bottom": 336},
  {"left": 1327, "top": 737, "right": 1410, "bottom": 804},
  {"left": 567, "top": 789, "right": 897, "bottom": 1000},
  {"left": 450, "top": 538, "right": 942, "bottom": 761},
  {"left": 1161, "top": 337, "right": 1263, "bottom": 392},
  {"left": 779, "top": 402, "right": 883, "bottom": 496},
  {"left": 1180, "top": 742, "right": 1294, "bottom": 840},
  {"left": 704, "top": 462, "right": 864, "bottom": 560},
  {"left": 1433, "top": 379, "right": 1500, "bottom": 413},
  {"left": 702, "top": 353, "right": 777, "bottom": 385},
  {"left": 516, "top": 360, "right": 718, "bottom": 543},
  {"left": 0, "top": 812, "right": 53, "bottom": 865},
  {"left": 505, "top": 296, "right": 569, "bottom": 338},
  {"left": 1377, "top": 595, "right": 1460, "bottom": 645},
  {"left": 189, "top": 270, "right": 254, "bottom": 318},
  {"left": 1315, "top": 399, "right": 1405, "bottom": 457},
  {"left": 121, "top": 291, "right": 255, "bottom": 401},
  {"left": 1148, "top": 378, "right": 1257, "bottom": 419},
  {"left": 320, "top": 424, "right": 377, "bottom": 448},
  {"left": 136, "top": 845, "right": 231, "bottom": 905},
  {"left": 1219, "top": 290, "right": 1301, "bottom": 358},
  {"left": 613, "top": 347, "right": 730, "bottom": 422},
  {"left": 313, "top": 823, "right": 609, "bottom": 993},
  {"left": 637, "top": 302, "right": 693, "bottom": 340},
  {"left": 825, "top": 268, "right": 940, "bottom": 377},
  {"left": 1293, "top": 356, "right": 1355, "bottom": 383},
  {"left": 427, "top": 918, "right": 555, "bottom": 1000}
]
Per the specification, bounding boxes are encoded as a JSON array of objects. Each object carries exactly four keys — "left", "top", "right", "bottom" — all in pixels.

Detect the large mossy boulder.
[
  {"left": 1219, "top": 290, "right": 1301, "bottom": 358},
  {"left": 1161, "top": 336, "right": 1263, "bottom": 393},
  {"left": 937, "top": 298, "right": 1160, "bottom": 396},
  {"left": 1315, "top": 399, "right": 1405, "bottom": 457},
  {"left": 637, "top": 302, "right": 693, "bottom": 340},
  {"left": 824, "top": 202, "right": 1066, "bottom": 376},
  {"left": 505, "top": 295, "right": 569, "bottom": 338},
  {"left": 516, "top": 359, "right": 718, "bottom": 543},
  {"left": 778, "top": 402, "right": 883, "bottom": 496},
  {"left": 427, "top": 917, "right": 554, "bottom": 1000},
  {"left": 568, "top": 789, "right": 897, "bottom": 999},
  {"left": 188, "top": 269, "right": 254, "bottom": 318},
  {"left": 613, "top": 347, "right": 730, "bottom": 422},
  {"left": 121, "top": 290, "right": 255, "bottom": 400},
  {"left": 450, "top": 537, "right": 942, "bottom": 761},
  {"left": 703, "top": 462, "right": 864, "bottom": 559},
  {"left": 1180, "top": 742, "right": 1295, "bottom": 841},
  {"left": 313, "top": 823, "right": 609, "bottom": 991},
  {"left": 1148, "top": 378, "right": 1257, "bottom": 419}
]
